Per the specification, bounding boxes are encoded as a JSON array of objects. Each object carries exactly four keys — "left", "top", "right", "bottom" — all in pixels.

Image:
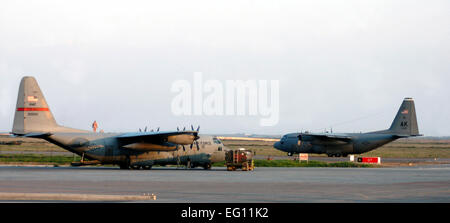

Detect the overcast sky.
[{"left": 1, "top": 0, "right": 449, "bottom": 136}]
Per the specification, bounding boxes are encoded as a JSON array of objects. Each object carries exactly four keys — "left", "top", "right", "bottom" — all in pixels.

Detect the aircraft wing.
[
  {"left": 116, "top": 131, "right": 199, "bottom": 145},
  {"left": 301, "top": 133, "right": 352, "bottom": 142}
]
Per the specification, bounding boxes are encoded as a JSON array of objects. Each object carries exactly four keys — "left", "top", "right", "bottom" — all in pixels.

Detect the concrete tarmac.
[{"left": 0, "top": 165, "right": 449, "bottom": 202}]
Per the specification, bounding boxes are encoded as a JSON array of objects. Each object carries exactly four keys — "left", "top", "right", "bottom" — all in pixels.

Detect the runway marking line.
[{"left": 0, "top": 192, "right": 155, "bottom": 201}]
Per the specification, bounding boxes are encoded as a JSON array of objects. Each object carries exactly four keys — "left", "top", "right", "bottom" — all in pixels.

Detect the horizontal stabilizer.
[{"left": 22, "top": 132, "right": 53, "bottom": 138}]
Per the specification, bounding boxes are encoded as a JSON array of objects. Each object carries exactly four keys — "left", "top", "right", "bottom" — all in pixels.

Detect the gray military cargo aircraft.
[
  {"left": 274, "top": 98, "right": 421, "bottom": 157},
  {"left": 11, "top": 76, "right": 226, "bottom": 169}
]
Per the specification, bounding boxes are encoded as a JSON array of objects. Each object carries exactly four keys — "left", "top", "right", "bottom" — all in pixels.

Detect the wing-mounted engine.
[
  {"left": 117, "top": 128, "right": 200, "bottom": 152},
  {"left": 167, "top": 134, "right": 196, "bottom": 145},
  {"left": 123, "top": 142, "right": 178, "bottom": 151}
]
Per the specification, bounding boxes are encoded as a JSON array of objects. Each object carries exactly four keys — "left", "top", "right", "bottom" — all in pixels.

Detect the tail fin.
[
  {"left": 386, "top": 98, "right": 420, "bottom": 136},
  {"left": 12, "top": 76, "right": 87, "bottom": 135}
]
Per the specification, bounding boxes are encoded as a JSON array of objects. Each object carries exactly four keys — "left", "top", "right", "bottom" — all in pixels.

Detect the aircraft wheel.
[
  {"left": 336, "top": 154, "right": 341, "bottom": 157},
  {"left": 131, "top": 165, "right": 141, "bottom": 170},
  {"left": 143, "top": 165, "right": 152, "bottom": 170},
  {"left": 203, "top": 163, "right": 212, "bottom": 170},
  {"left": 287, "top": 152, "right": 293, "bottom": 156},
  {"left": 327, "top": 154, "right": 333, "bottom": 157}
]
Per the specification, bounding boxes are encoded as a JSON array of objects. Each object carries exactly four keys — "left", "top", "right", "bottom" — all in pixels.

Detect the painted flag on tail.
[{"left": 27, "top": 96, "right": 38, "bottom": 102}]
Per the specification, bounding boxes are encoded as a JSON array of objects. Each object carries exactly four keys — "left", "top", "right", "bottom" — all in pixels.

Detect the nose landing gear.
[{"left": 327, "top": 153, "right": 344, "bottom": 157}]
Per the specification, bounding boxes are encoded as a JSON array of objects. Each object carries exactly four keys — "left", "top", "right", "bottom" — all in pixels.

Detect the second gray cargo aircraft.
[{"left": 274, "top": 98, "right": 421, "bottom": 157}]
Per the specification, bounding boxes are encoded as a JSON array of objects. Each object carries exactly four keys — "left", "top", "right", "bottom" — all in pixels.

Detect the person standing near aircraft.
[{"left": 92, "top": 120, "right": 98, "bottom": 132}]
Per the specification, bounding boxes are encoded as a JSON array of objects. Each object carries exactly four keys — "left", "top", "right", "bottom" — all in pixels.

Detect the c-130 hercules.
[
  {"left": 274, "top": 98, "right": 422, "bottom": 157},
  {"left": 11, "top": 76, "right": 227, "bottom": 169}
]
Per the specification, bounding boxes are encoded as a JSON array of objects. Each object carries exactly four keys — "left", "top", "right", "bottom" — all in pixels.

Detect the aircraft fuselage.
[
  {"left": 274, "top": 133, "right": 397, "bottom": 157},
  {"left": 43, "top": 133, "right": 226, "bottom": 168}
]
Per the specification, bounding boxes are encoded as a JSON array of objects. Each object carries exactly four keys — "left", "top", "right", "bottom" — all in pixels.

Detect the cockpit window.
[{"left": 212, "top": 137, "right": 222, "bottom": 144}]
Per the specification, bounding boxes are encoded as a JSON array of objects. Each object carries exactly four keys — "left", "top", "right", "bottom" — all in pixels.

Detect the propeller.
[
  {"left": 193, "top": 125, "right": 200, "bottom": 140},
  {"left": 175, "top": 125, "right": 201, "bottom": 152},
  {"left": 189, "top": 141, "right": 200, "bottom": 150},
  {"left": 144, "top": 126, "right": 147, "bottom": 132},
  {"left": 189, "top": 125, "right": 201, "bottom": 150}
]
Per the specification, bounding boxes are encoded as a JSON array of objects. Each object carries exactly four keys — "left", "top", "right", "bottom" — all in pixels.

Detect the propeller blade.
[
  {"left": 139, "top": 128, "right": 142, "bottom": 132},
  {"left": 144, "top": 126, "right": 147, "bottom": 132},
  {"left": 190, "top": 144, "right": 193, "bottom": 150},
  {"left": 182, "top": 145, "right": 185, "bottom": 151},
  {"left": 196, "top": 141, "right": 200, "bottom": 151},
  {"left": 196, "top": 125, "right": 200, "bottom": 132},
  {"left": 177, "top": 127, "right": 179, "bottom": 131},
  {"left": 191, "top": 125, "right": 194, "bottom": 131},
  {"left": 183, "top": 127, "right": 186, "bottom": 131},
  {"left": 157, "top": 127, "right": 160, "bottom": 132}
]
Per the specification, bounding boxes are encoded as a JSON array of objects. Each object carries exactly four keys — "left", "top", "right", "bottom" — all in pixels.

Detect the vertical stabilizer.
[
  {"left": 12, "top": 76, "right": 88, "bottom": 135},
  {"left": 387, "top": 98, "right": 420, "bottom": 136},
  {"left": 12, "top": 77, "right": 58, "bottom": 134}
]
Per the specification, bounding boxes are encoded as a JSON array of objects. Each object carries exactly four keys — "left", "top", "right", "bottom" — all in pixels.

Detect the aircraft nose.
[{"left": 274, "top": 141, "right": 282, "bottom": 150}]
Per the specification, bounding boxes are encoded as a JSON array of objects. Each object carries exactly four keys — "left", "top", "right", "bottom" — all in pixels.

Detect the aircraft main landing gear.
[
  {"left": 203, "top": 163, "right": 212, "bottom": 170},
  {"left": 131, "top": 165, "right": 141, "bottom": 170},
  {"left": 327, "top": 153, "right": 343, "bottom": 157}
]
